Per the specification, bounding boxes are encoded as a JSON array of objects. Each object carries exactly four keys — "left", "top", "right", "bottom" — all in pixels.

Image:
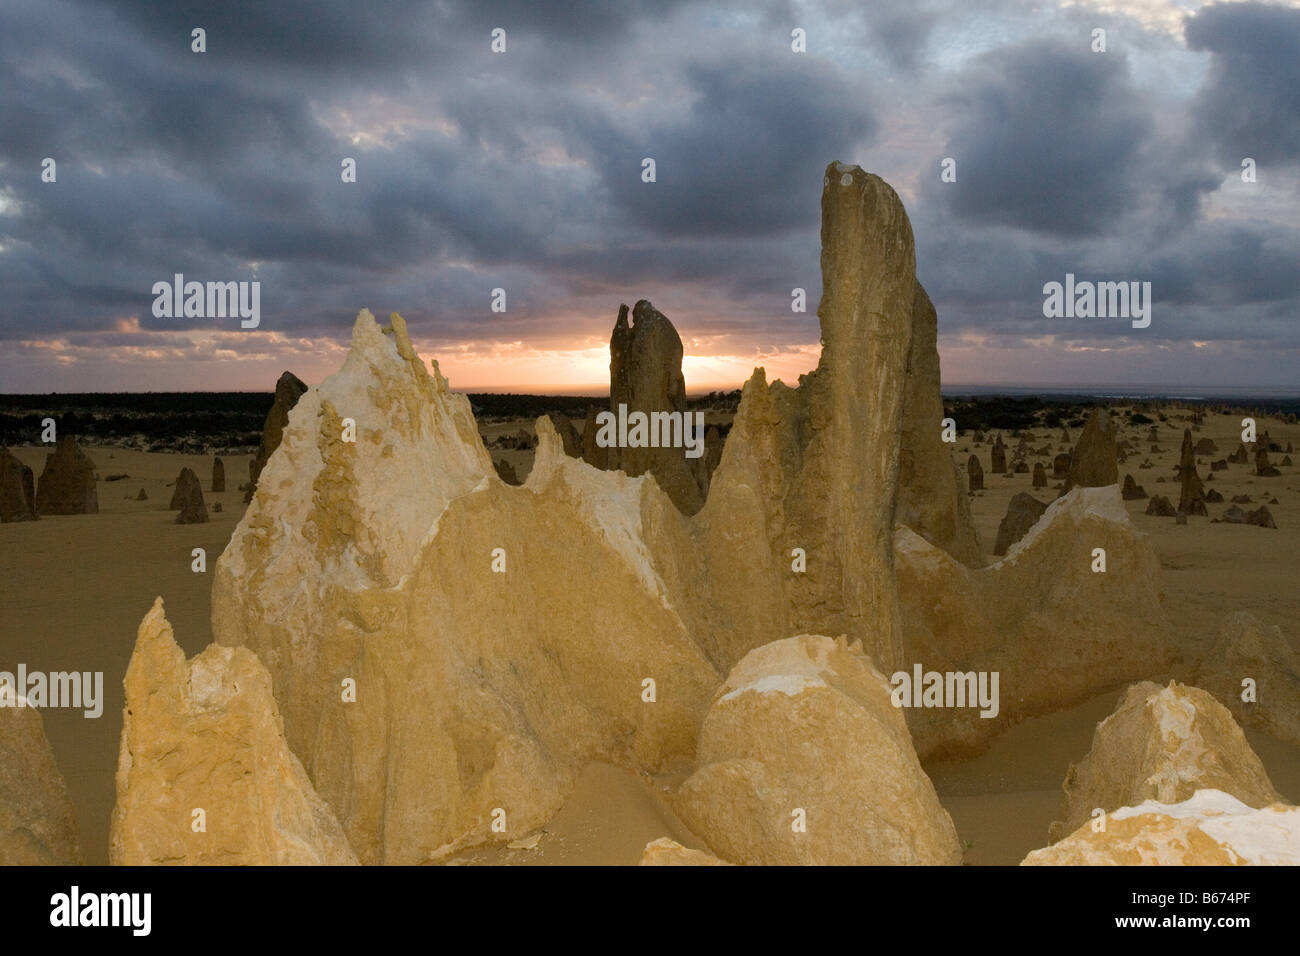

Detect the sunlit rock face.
[
  {"left": 205, "top": 163, "right": 1183, "bottom": 865},
  {"left": 111, "top": 599, "right": 357, "bottom": 866},
  {"left": 1024, "top": 790, "right": 1300, "bottom": 866},
  {"left": 0, "top": 691, "right": 81, "bottom": 865},
  {"left": 673, "top": 635, "right": 962, "bottom": 866},
  {"left": 1050, "top": 680, "right": 1282, "bottom": 842},
  {"left": 895, "top": 486, "right": 1173, "bottom": 759}
]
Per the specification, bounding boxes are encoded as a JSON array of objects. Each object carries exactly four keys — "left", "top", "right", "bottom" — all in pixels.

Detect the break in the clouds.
[{"left": 0, "top": 0, "right": 1297, "bottom": 393}]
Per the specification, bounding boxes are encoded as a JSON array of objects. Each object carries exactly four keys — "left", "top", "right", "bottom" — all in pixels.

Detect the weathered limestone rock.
[
  {"left": 0, "top": 692, "right": 82, "bottom": 864},
  {"left": 1145, "top": 494, "right": 1176, "bottom": 516},
  {"left": 638, "top": 837, "right": 731, "bottom": 866},
  {"left": 135, "top": 488, "right": 147, "bottom": 501},
  {"left": 673, "top": 635, "right": 962, "bottom": 865},
  {"left": 169, "top": 467, "right": 208, "bottom": 524},
  {"left": 215, "top": 312, "right": 717, "bottom": 863},
  {"left": 579, "top": 405, "right": 610, "bottom": 470},
  {"left": 1025, "top": 790, "right": 1300, "bottom": 865},
  {"left": 895, "top": 282, "right": 982, "bottom": 567},
  {"left": 1050, "top": 681, "right": 1281, "bottom": 842},
  {"left": 603, "top": 300, "right": 707, "bottom": 515},
  {"left": 990, "top": 434, "right": 1007, "bottom": 474},
  {"left": 545, "top": 412, "right": 583, "bottom": 459},
  {"left": 666, "top": 163, "right": 918, "bottom": 675},
  {"left": 1121, "top": 474, "right": 1147, "bottom": 500},
  {"left": 1194, "top": 437, "right": 1217, "bottom": 455},
  {"left": 1178, "top": 429, "right": 1207, "bottom": 516},
  {"left": 967, "top": 454, "right": 983, "bottom": 491},
  {"left": 207, "top": 166, "right": 965, "bottom": 862},
  {"left": 993, "top": 492, "right": 1047, "bottom": 556},
  {"left": 1032, "top": 462, "right": 1047, "bottom": 488},
  {"left": 211, "top": 456, "right": 225, "bottom": 493},
  {"left": 895, "top": 486, "right": 1173, "bottom": 757},
  {"left": 1061, "top": 408, "right": 1118, "bottom": 495},
  {"left": 35, "top": 435, "right": 98, "bottom": 515},
  {"left": 110, "top": 599, "right": 357, "bottom": 865},
  {"left": 0, "top": 447, "right": 38, "bottom": 522},
  {"left": 1197, "top": 612, "right": 1300, "bottom": 747},
  {"left": 1053, "top": 453, "right": 1070, "bottom": 479},
  {"left": 244, "top": 370, "right": 308, "bottom": 502}
]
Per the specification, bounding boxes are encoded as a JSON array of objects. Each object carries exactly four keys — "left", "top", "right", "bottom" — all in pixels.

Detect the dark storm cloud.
[
  {"left": 934, "top": 38, "right": 1150, "bottom": 237},
  {"left": 1184, "top": 1, "right": 1300, "bottom": 168},
  {"left": 0, "top": 0, "right": 1296, "bottom": 389},
  {"left": 597, "top": 59, "right": 875, "bottom": 237}
]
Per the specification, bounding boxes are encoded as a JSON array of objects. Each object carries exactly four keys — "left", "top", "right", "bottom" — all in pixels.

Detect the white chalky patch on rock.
[{"left": 720, "top": 673, "right": 828, "bottom": 701}]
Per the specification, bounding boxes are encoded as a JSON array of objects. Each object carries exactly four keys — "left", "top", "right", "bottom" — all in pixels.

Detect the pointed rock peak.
[
  {"left": 614, "top": 303, "right": 630, "bottom": 331},
  {"left": 130, "top": 596, "right": 186, "bottom": 680},
  {"left": 527, "top": 414, "right": 565, "bottom": 487},
  {"left": 388, "top": 311, "right": 419, "bottom": 362}
]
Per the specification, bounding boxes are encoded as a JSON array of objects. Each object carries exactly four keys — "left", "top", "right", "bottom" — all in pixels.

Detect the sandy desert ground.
[{"left": 2, "top": 406, "right": 1296, "bottom": 865}]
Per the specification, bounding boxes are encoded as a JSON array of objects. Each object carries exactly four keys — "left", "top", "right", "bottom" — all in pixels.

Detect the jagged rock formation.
[
  {"left": 967, "top": 454, "right": 983, "bottom": 491},
  {"left": 244, "top": 371, "right": 308, "bottom": 503},
  {"left": 1121, "top": 474, "right": 1147, "bottom": 500},
  {"left": 1050, "top": 681, "right": 1281, "bottom": 842},
  {"left": 1061, "top": 408, "right": 1118, "bottom": 495},
  {"left": 169, "top": 467, "right": 208, "bottom": 524},
  {"left": 1024, "top": 790, "right": 1300, "bottom": 865},
  {"left": 111, "top": 600, "right": 357, "bottom": 865},
  {"left": 546, "top": 412, "right": 583, "bottom": 459},
  {"left": 895, "top": 487, "right": 1173, "bottom": 757},
  {"left": 602, "top": 300, "right": 708, "bottom": 515},
  {"left": 214, "top": 312, "right": 717, "bottom": 863},
  {"left": 1197, "top": 612, "right": 1300, "bottom": 747},
  {"left": 990, "top": 434, "right": 1007, "bottom": 474},
  {"left": 208, "top": 165, "right": 1173, "bottom": 863},
  {"left": 895, "top": 282, "right": 982, "bottom": 567},
  {"left": 1053, "top": 453, "right": 1070, "bottom": 479},
  {"left": 673, "top": 635, "right": 962, "bottom": 865},
  {"left": 0, "top": 693, "right": 82, "bottom": 864},
  {"left": 1032, "top": 462, "right": 1047, "bottom": 488},
  {"left": 135, "top": 488, "right": 147, "bottom": 501},
  {"left": 34, "top": 436, "right": 98, "bottom": 515},
  {"left": 1194, "top": 437, "right": 1217, "bottom": 455},
  {"left": 1177, "top": 429, "right": 1207, "bottom": 516},
  {"left": 0, "top": 447, "right": 38, "bottom": 522},
  {"left": 211, "top": 456, "right": 225, "bottom": 493},
  {"left": 993, "top": 492, "right": 1047, "bottom": 556},
  {"left": 639, "top": 837, "right": 731, "bottom": 866},
  {"left": 579, "top": 406, "right": 610, "bottom": 470}
]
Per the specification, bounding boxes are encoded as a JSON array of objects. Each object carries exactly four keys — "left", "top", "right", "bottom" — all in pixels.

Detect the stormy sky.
[{"left": 1, "top": 0, "right": 1297, "bottom": 393}]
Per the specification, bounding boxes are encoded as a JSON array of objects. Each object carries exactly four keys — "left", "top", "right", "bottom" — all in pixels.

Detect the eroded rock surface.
[
  {"left": 111, "top": 599, "right": 357, "bottom": 865},
  {"left": 673, "top": 635, "right": 961, "bottom": 865}
]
